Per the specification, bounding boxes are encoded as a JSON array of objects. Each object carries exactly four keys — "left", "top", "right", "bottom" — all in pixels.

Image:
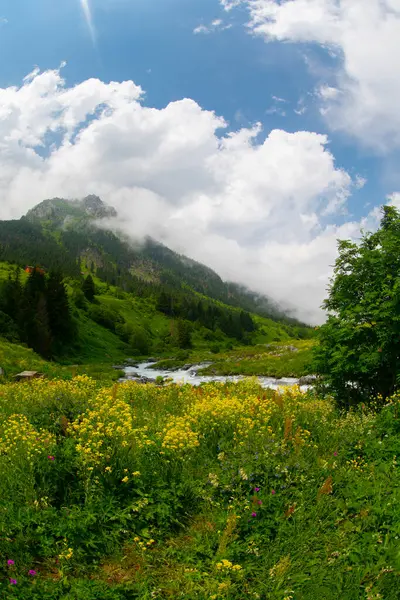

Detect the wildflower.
[
  {"left": 7, "top": 559, "right": 15, "bottom": 566},
  {"left": 122, "top": 476, "right": 129, "bottom": 483},
  {"left": 132, "top": 471, "right": 141, "bottom": 476},
  {"left": 251, "top": 512, "right": 257, "bottom": 517},
  {"left": 10, "top": 579, "right": 17, "bottom": 585},
  {"left": 258, "top": 500, "right": 262, "bottom": 505},
  {"left": 28, "top": 570, "right": 37, "bottom": 576},
  {"left": 48, "top": 455, "right": 55, "bottom": 461},
  {"left": 333, "top": 451, "right": 338, "bottom": 457},
  {"left": 254, "top": 487, "right": 260, "bottom": 492},
  {"left": 271, "top": 489, "right": 276, "bottom": 495}
]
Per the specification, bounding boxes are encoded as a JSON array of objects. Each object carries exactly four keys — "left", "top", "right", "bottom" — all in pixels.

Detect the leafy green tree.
[
  {"left": 129, "top": 326, "right": 150, "bottom": 355},
  {"left": 82, "top": 274, "right": 96, "bottom": 302},
  {"left": 314, "top": 205, "right": 400, "bottom": 406}
]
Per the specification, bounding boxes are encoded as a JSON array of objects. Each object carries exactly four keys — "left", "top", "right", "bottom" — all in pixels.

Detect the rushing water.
[{"left": 123, "top": 362, "right": 309, "bottom": 391}]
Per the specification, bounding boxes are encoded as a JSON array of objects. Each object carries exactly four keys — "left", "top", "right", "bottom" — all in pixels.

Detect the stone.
[{"left": 298, "top": 375, "right": 317, "bottom": 386}]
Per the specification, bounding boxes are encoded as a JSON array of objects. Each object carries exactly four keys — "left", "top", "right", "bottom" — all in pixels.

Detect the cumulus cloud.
[
  {"left": 0, "top": 67, "right": 370, "bottom": 323},
  {"left": 230, "top": 0, "right": 400, "bottom": 150}
]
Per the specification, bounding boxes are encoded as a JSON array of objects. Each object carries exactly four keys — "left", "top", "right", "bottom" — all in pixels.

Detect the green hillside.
[
  {"left": 1, "top": 195, "right": 309, "bottom": 327},
  {"left": 0, "top": 196, "right": 313, "bottom": 371}
]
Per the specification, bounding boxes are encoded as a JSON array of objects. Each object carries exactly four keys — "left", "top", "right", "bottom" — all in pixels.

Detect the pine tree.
[
  {"left": 82, "top": 274, "right": 96, "bottom": 302},
  {"left": 47, "top": 271, "right": 74, "bottom": 348},
  {"left": 20, "top": 269, "right": 52, "bottom": 357},
  {"left": 157, "top": 291, "right": 173, "bottom": 315},
  {"left": 176, "top": 319, "right": 192, "bottom": 349}
]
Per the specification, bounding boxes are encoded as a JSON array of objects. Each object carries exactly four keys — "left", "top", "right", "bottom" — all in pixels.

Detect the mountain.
[
  {"left": 23, "top": 196, "right": 304, "bottom": 324},
  {"left": 0, "top": 195, "right": 313, "bottom": 362},
  {"left": 26, "top": 195, "right": 117, "bottom": 224},
  {"left": 0, "top": 194, "right": 309, "bottom": 320}
]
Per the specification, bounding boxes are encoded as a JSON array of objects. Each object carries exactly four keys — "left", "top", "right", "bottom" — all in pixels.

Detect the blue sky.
[
  {"left": 0, "top": 0, "right": 387, "bottom": 217},
  {"left": 0, "top": 0, "right": 398, "bottom": 321}
]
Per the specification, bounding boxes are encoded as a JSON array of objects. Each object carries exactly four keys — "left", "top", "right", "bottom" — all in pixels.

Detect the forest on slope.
[{"left": 0, "top": 196, "right": 312, "bottom": 366}]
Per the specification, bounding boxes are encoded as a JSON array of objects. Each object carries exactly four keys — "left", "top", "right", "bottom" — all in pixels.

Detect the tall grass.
[{"left": 1, "top": 378, "right": 399, "bottom": 598}]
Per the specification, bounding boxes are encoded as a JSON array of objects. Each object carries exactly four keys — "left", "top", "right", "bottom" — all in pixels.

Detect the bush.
[{"left": 88, "top": 305, "right": 124, "bottom": 333}]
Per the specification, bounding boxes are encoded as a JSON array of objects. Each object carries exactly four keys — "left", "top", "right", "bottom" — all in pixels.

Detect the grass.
[
  {"left": 0, "top": 338, "right": 123, "bottom": 383},
  {"left": 1, "top": 375, "right": 400, "bottom": 598},
  {"left": 197, "top": 340, "right": 314, "bottom": 377}
]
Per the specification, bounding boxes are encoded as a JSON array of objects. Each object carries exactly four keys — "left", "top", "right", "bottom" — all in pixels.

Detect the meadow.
[{"left": 1, "top": 375, "right": 400, "bottom": 599}]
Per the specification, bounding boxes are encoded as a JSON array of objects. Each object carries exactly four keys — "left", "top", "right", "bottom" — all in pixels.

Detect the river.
[{"left": 123, "top": 362, "right": 311, "bottom": 391}]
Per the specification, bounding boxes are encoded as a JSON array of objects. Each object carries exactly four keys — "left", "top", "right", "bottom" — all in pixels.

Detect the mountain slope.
[{"left": 13, "top": 195, "right": 308, "bottom": 328}]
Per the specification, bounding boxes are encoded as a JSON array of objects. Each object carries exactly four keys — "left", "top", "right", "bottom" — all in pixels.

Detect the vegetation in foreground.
[
  {"left": 1, "top": 376, "right": 400, "bottom": 599},
  {"left": 314, "top": 205, "right": 400, "bottom": 407}
]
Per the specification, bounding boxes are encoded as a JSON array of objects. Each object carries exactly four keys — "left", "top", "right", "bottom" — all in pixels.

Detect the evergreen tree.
[
  {"left": 47, "top": 271, "right": 74, "bottom": 347},
  {"left": 20, "top": 269, "right": 52, "bottom": 357},
  {"left": 157, "top": 291, "right": 173, "bottom": 315},
  {"left": 176, "top": 319, "right": 192, "bottom": 349},
  {"left": 0, "top": 268, "right": 22, "bottom": 322},
  {"left": 82, "top": 274, "right": 96, "bottom": 302}
]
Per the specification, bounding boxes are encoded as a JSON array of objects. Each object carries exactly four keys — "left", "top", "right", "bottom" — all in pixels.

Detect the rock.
[
  {"left": 182, "top": 364, "right": 193, "bottom": 371},
  {"left": 112, "top": 365, "right": 126, "bottom": 370},
  {"left": 125, "top": 358, "right": 139, "bottom": 367},
  {"left": 298, "top": 375, "right": 317, "bottom": 386}
]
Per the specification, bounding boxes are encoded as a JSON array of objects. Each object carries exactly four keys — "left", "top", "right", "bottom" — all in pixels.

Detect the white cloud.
[
  {"left": 193, "top": 19, "right": 232, "bottom": 34},
  {"left": 241, "top": 0, "right": 400, "bottom": 150},
  {"left": 220, "top": 0, "right": 242, "bottom": 10},
  {"left": 0, "top": 67, "right": 367, "bottom": 323}
]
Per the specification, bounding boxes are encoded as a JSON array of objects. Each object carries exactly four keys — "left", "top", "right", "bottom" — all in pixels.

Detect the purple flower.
[
  {"left": 28, "top": 570, "right": 37, "bottom": 576},
  {"left": 254, "top": 487, "right": 260, "bottom": 492},
  {"left": 251, "top": 512, "right": 257, "bottom": 517},
  {"left": 271, "top": 489, "right": 276, "bottom": 495},
  {"left": 10, "top": 578, "right": 17, "bottom": 585},
  {"left": 258, "top": 500, "right": 262, "bottom": 505},
  {"left": 7, "top": 559, "right": 14, "bottom": 566},
  {"left": 333, "top": 451, "right": 338, "bottom": 457},
  {"left": 48, "top": 455, "right": 55, "bottom": 461}
]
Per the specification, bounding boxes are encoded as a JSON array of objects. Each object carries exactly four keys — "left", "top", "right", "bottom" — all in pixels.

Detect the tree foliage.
[
  {"left": 82, "top": 274, "right": 96, "bottom": 302},
  {"left": 314, "top": 205, "right": 400, "bottom": 406}
]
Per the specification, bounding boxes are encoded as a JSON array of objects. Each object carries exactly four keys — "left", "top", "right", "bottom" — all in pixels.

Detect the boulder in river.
[{"left": 298, "top": 375, "right": 317, "bottom": 386}]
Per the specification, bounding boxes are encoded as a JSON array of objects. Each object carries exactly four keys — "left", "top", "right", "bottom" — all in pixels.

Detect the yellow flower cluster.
[
  {"left": 70, "top": 391, "right": 135, "bottom": 467},
  {"left": 157, "top": 383, "right": 323, "bottom": 454},
  {"left": 58, "top": 547, "right": 74, "bottom": 561},
  {"left": 133, "top": 536, "right": 155, "bottom": 551},
  {"left": 0, "top": 414, "right": 55, "bottom": 464},
  {"left": 162, "top": 416, "right": 200, "bottom": 452},
  {"left": 215, "top": 559, "right": 242, "bottom": 571}
]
